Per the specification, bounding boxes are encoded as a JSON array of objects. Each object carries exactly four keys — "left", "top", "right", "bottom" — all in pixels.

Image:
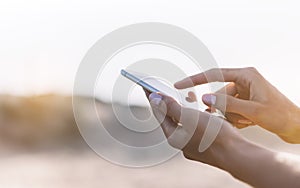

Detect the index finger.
[{"left": 174, "top": 68, "right": 241, "bottom": 89}]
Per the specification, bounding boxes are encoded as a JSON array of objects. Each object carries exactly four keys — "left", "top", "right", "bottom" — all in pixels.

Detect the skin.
[
  {"left": 143, "top": 67, "right": 300, "bottom": 187},
  {"left": 175, "top": 67, "right": 300, "bottom": 143}
]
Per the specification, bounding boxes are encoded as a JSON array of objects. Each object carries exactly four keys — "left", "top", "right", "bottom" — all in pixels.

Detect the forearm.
[{"left": 217, "top": 139, "right": 300, "bottom": 188}]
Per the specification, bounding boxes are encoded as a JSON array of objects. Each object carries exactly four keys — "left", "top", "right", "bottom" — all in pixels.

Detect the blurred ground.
[{"left": 0, "top": 94, "right": 299, "bottom": 188}]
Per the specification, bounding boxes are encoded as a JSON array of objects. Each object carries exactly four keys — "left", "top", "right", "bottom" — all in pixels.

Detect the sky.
[{"left": 1, "top": 0, "right": 300, "bottom": 105}]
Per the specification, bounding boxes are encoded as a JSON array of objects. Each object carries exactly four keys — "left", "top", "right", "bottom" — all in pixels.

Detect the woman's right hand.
[{"left": 175, "top": 67, "right": 300, "bottom": 143}]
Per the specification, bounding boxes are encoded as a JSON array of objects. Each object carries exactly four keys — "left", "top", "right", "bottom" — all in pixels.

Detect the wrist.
[
  {"left": 209, "top": 131, "right": 249, "bottom": 171},
  {"left": 214, "top": 137, "right": 267, "bottom": 185},
  {"left": 280, "top": 105, "right": 300, "bottom": 143}
]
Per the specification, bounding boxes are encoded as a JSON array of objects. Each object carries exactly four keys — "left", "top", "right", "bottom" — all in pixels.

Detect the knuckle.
[
  {"left": 190, "top": 74, "right": 199, "bottom": 82},
  {"left": 245, "top": 67, "right": 260, "bottom": 75},
  {"left": 246, "top": 67, "right": 256, "bottom": 72}
]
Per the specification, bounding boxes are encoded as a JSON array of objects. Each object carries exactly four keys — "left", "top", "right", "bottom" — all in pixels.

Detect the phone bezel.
[{"left": 121, "top": 69, "right": 160, "bottom": 93}]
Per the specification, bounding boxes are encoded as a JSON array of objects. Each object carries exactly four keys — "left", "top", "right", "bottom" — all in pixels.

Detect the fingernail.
[
  {"left": 238, "top": 120, "right": 253, "bottom": 124},
  {"left": 202, "top": 94, "right": 216, "bottom": 105},
  {"left": 149, "top": 93, "right": 162, "bottom": 105}
]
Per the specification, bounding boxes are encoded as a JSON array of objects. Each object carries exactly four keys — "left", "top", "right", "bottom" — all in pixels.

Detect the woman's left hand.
[{"left": 145, "top": 92, "right": 244, "bottom": 167}]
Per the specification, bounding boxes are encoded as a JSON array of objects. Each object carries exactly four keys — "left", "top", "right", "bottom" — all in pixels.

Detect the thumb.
[{"left": 202, "top": 93, "right": 261, "bottom": 119}]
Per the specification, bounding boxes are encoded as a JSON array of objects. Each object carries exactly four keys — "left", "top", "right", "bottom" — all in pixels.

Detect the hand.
[
  {"left": 144, "top": 91, "right": 300, "bottom": 188},
  {"left": 146, "top": 92, "right": 244, "bottom": 167},
  {"left": 174, "top": 67, "right": 300, "bottom": 143}
]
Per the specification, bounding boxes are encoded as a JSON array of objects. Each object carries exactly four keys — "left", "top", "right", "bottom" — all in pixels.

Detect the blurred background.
[{"left": 1, "top": 0, "right": 300, "bottom": 187}]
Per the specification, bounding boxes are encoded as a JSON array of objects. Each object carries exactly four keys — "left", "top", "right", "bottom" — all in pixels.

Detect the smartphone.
[
  {"left": 121, "top": 69, "right": 160, "bottom": 93},
  {"left": 121, "top": 69, "right": 184, "bottom": 103},
  {"left": 121, "top": 69, "right": 225, "bottom": 117}
]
